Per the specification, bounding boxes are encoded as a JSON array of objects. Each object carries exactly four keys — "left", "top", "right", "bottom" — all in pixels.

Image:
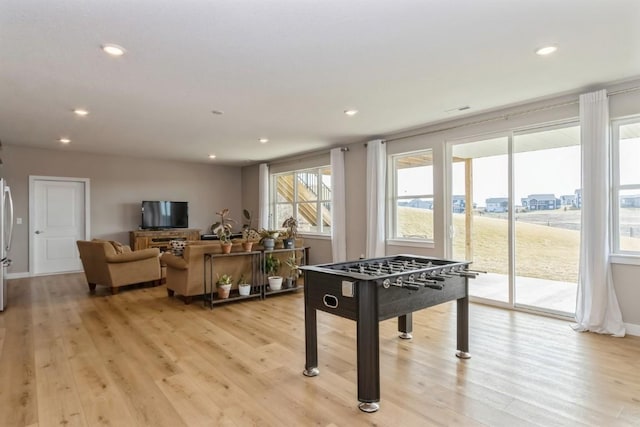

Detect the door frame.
[
  {"left": 444, "top": 132, "right": 514, "bottom": 311},
  {"left": 445, "top": 121, "right": 579, "bottom": 318},
  {"left": 28, "top": 176, "right": 91, "bottom": 275}
]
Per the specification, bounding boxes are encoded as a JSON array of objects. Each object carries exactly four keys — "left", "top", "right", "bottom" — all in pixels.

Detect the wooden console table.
[
  {"left": 202, "top": 246, "right": 309, "bottom": 309},
  {"left": 130, "top": 229, "right": 200, "bottom": 251}
]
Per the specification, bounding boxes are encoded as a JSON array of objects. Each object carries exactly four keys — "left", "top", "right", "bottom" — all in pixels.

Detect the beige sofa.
[
  {"left": 76, "top": 240, "right": 162, "bottom": 294},
  {"left": 161, "top": 238, "right": 305, "bottom": 303},
  {"left": 161, "top": 241, "right": 258, "bottom": 303}
]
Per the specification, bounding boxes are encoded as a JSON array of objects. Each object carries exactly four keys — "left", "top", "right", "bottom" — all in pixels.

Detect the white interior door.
[{"left": 30, "top": 177, "right": 89, "bottom": 275}]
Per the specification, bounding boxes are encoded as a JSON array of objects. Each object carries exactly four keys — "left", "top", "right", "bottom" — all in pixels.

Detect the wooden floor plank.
[
  {"left": 31, "top": 274, "right": 88, "bottom": 427},
  {"left": 1, "top": 272, "right": 639, "bottom": 426},
  {"left": 0, "top": 278, "right": 38, "bottom": 427}
]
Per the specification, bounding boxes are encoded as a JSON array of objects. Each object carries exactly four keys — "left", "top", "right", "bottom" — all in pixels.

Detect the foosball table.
[{"left": 300, "top": 254, "right": 479, "bottom": 412}]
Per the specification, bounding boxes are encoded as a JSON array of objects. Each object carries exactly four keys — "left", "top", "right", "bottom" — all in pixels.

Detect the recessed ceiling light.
[
  {"left": 259, "top": 138, "right": 269, "bottom": 144},
  {"left": 344, "top": 109, "right": 358, "bottom": 116},
  {"left": 208, "top": 154, "right": 217, "bottom": 159},
  {"left": 535, "top": 46, "right": 557, "bottom": 56},
  {"left": 73, "top": 108, "right": 89, "bottom": 116},
  {"left": 59, "top": 138, "right": 71, "bottom": 144},
  {"left": 101, "top": 44, "right": 126, "bottom": 56}
]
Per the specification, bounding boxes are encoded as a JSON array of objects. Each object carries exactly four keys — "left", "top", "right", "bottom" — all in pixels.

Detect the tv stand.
[{"left": 130, "top": 229, "right": 200, "bottom": 251}]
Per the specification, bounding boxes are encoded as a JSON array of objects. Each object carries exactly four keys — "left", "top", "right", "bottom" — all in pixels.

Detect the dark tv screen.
[{"left": 141, "top": 201, "right": 188, "bottom": 229}]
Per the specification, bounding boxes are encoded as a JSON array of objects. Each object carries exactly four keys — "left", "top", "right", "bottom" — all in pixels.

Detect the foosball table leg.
[
  {"left": 456, "top": 293, "right": 471, "bottom": 359},
  {"left": 398, "top": 312, "right": 413, "bottom": 339},
  {"left": 303, "top": 302, "right": 320, "bottom": 377},
  {"left": 357, "top": 284, "right": 380, "bottom": 412}
]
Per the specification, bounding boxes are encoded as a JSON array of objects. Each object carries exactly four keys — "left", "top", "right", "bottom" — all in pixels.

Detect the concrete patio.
[{"left": 470, "top": 272, "right": 577, "bottom": 315}]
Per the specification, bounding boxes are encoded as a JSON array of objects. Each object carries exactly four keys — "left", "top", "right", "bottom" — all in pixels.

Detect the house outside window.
[
  {"left": 612, "top": 117, "right": 640, "bottom": 255},
  {"left": 272, "top": 167, "right": 331, "bottom": 235},
  {"left": 390, "top": 150, "right": 434, "bottom": 241}
]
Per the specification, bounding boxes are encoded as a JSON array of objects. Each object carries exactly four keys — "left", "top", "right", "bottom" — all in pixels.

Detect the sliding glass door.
[
  {"left": 448, "top": 123, "right": 579, "bottom": 316},
  {"left": 451, "top": 137, "right": 510, "bottom": 304},
  {"left": 513, "top": 125, "right": 580, "bottom": 314}
]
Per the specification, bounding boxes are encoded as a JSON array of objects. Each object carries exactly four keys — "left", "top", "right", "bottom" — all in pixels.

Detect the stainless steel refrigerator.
[{"left": 1, "top": 178, "right": 14, "bottom": 311}]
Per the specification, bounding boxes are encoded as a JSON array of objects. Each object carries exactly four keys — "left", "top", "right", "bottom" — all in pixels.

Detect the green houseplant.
[
  {"left": 284, "top": 253, "right": 301, "bottom": 288},
  {"left": 216, "top": 273, "right": 232, "bottom": 299},
  {"left": 241, "top": 209, "right": 259, "bottom": 252},
  {"left": 264, "top": 253, "right": 282, "bottom": 290},
  {"left": 211, "top": 208, "right": 235, "bottom": 254},
  {"left": 281, "top": 216, "right": 298, "bottom": 249},
  {"left": 237, "top": 274, "right": 251, "bottom": 296},
  {"left": 259, "top": 228, "right": 280, "bottom": 251}
]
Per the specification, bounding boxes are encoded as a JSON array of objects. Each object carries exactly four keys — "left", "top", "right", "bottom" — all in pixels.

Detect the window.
[
  {"left": 612, "top": 118, "right": 640, "bottom": 255},
  {"left": 390, "top": 150, "right": 434, "bottom": 241},
  {"left": 272, "top": 167, "right": 331, "bottom": 234}
]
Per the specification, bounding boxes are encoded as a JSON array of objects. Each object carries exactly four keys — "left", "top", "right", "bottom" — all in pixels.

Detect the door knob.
[{"left": 35, "top": 230, "right": 43, "bottom": 234}]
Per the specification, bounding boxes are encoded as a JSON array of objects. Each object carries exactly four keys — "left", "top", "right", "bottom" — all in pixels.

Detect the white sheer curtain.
[
  {"left": 330, "top": 148, "right": 347, "bottom": 262},
  {"left": 258, "top": 163, "right": 269, "bottom": 230},
  {"left": 573, "top": 89, "right": 625, "bottom": 337},
  {"left": 366, "top": 140, "right": 386, "bottom": 258}
]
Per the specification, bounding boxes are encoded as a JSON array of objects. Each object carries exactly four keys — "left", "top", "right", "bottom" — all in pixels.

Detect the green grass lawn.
[{"left": 398, "top": 206, "right": 640, "bottom": 283}]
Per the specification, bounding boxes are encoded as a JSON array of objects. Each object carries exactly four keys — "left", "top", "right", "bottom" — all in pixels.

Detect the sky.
[
  {"left": 453, "top": 145, "right": 581, "bottom": 205},
  {"left": 398, "top": 137, "right": 640, "bottom": 208}
]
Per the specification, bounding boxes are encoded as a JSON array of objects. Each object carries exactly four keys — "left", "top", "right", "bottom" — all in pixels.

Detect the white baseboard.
[
  {"left": 625, "top": 322, "right": 640, "bottom": 336},
  {"left": 6, "top": 272, "right": 31, "bottom": 279},
  {"left": 7, "top": 270, "right": 83, "bottom": 279}
]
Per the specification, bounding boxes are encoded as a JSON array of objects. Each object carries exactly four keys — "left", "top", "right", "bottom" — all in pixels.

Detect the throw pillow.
[
  {"left": 170, "top": 240, "right": 187, "bottom": 256},
  {"left": 109, "top": 240, "right": 127, "bottom": 254}
]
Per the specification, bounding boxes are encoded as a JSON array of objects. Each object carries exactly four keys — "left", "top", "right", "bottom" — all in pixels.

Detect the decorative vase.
[
  {"left": 242, "top": 241, "right": 254, "bottom": 252},
  {"left": 217, "top": 284, "right": 232, "bottom": 299},
  {"left": 268, "top": 276, "right": 283, "bottom": 291},
  {"left": 263, "top": 237, "right": 275, "bottom": 251},
  {"left": 221, "top": 243, "right": 232, "bottom": 254},
  {"left": 283, "top": 238, "right": 294, "bottom": 249},
  {"left": 238, "top": 283, "right": 251, "bottom": 296}
]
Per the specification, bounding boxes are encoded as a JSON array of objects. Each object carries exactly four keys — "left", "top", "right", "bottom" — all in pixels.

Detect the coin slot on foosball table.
[{"left": 341, "top": 281, "right": 354, "bottom": 297}]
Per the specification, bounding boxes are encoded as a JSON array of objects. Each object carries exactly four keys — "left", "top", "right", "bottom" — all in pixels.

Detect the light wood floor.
[{"left": 1, "top": 274, "right": 639, "bottom": 427}]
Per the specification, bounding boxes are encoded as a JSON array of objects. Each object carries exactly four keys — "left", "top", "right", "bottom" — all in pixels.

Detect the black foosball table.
[{"left": 300, "top": 254, "right": 479, "bottom": 413}]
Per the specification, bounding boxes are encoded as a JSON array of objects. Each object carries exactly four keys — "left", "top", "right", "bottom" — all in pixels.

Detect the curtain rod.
[
  {"left": 363, "top": 140, "right": 386, "bottom": 147},
  {"left": 384, "top": 84, "right": 640, "bottom": 144},
  {"left": 267, "top": 146, "right": 349, "bottom": 167}
]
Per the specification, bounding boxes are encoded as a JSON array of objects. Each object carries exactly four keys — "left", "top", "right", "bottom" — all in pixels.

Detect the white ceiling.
[{"left": 1, "top": 0, "right": 639, "bottom": 165}]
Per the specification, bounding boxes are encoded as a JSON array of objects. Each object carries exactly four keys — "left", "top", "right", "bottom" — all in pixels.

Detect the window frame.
[
  {"left": 611, "top": 116, "right": 640, "bottom": 258},
  {"left": 389, "top": 149, "right": 435, "bottom": 243},
  {"left": 270, "top": 166, "right": 332, "bottom": 236}
]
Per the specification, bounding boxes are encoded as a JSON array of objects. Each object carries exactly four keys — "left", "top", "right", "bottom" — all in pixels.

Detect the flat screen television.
[{"left": 141, "top": 201, "right": 188, "bottom": 229}]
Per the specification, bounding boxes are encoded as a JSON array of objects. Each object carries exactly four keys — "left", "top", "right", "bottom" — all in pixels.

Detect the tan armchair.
[
  {"left": 161, "top": 241, "right": 254, "bottom": 304},
  {"left": 77, "top": 240, "right": 162, "bottom": 294}
]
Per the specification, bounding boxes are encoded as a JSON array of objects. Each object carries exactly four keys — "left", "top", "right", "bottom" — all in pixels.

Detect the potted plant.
[
  {"left": 281, "top": 216, "right": 298, "bottom": 249},
  {"left": 284, "top": 253, "right": 301, "bottom": 288},
  {"left": 211, "top": 208, "right": 235, "bottom": 254},
  {"left": 216, "top": 273, "right": 233, "bottom": 299},
  {"left": 259, "top": 228, "right": 280, "bottom": 251},
  {"left": 241, "top": 209, "right": 258, "bottom": 252},
  {"left": 264, "top": 253, "right": 282, "bottom": 290},
  {"left": 237, "top": 274, "right": 251, "bottom": 296}
]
